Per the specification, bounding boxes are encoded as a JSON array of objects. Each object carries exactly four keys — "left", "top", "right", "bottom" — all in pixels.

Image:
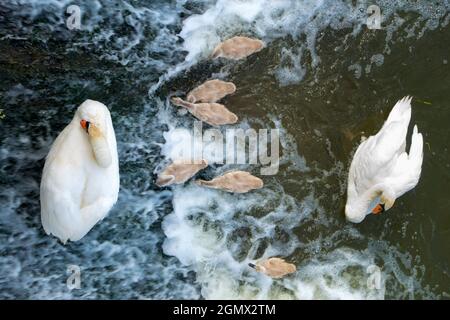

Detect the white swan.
[
  {"left": 345, "top": 96, "right": 423, "bottom": 223},
  {"left": 40, "top": 100, "right": 120, "bottom": 243}
]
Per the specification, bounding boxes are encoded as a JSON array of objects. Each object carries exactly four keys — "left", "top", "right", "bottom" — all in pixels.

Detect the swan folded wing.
[
  {"left": 390, "top": 125, "right": 424, "bottom": 196},
  {"left": 40, "top": 140, "right": 118, "bottom": 242},
  {"left": 372, "top": 120, "right": 409, "bottom": 162},
  {"left": 40, "top": 178, "right": 81, "bottom": 243},
  {"left": 409, "top": 125, "right": 424, "bottom": 167},
  {"left": 383, "top": 96, "right": 412, "bottom": 127},
  {"left": 405, "top": 125, "right": 424, "bottom": 188},
  {"left": 349, "top": 136, "right": 384, "bottom": 194},
  {"left": 361, "top": 121, "right": 407, "bottom": 167},
  {"left": 350, "top": 98, "right": 413, "bottom": 193},
  {"left": 43, "top": 124, "right": 73, "bottom": 164},
  {"left": 351, "top": 122, "right": 421, "bottom": 198},
  {"left": 373, "top": 97, "right": 412, "bottom": 161},
  {"left": 350, "top": 140, "right": 393, "bottom": 196},
  {"left": 41, "top": 178, "right": 116, "bottom": 242},
  {"left": 73, "top": 196, "right": 117, "bottom": 241}
]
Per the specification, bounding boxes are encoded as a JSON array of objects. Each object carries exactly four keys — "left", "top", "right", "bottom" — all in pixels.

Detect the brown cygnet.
[
  {"left": 248, "top": 258, "right": 296, "bottom": 279},
  {"left": 187, "top": 79, "right": 236, "bottom": 103},
  {"left": 196, "top": 171, "right": 263, "bottom": 193},
  {"left": 156, "top": 159, "right": 208, "bottom": 187},
  {"left": 171, "top": 97, "right": 238, "bottom": 126},
  {"left": 212, "top": 36, "right": 265, "bottom": 60}
]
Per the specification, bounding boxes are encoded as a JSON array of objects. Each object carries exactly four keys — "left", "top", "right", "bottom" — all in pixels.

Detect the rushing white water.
[
  {"left": 157, "top": 109, "right": 420, "bottom": 299},
  {"left": 1, "top": 0, "right": 448, "bottom": 299}
]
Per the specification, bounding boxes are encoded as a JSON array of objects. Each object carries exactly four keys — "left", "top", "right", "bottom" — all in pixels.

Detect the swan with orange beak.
[
  {"left": 345, "top": 97, "right": 423, "bottom": 223},
  {"left": 40, "top": 100, "right": 119, "bottom": 243}
]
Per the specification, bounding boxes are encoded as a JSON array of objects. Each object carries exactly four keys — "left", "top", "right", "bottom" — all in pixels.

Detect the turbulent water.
[{"left": 1, "top": 0, "right": 450, "bottom": 299}]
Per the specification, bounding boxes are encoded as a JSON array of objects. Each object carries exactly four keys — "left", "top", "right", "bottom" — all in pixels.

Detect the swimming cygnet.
[
  {"left": 212, "top": 36, "right": 265, "bottom": 60},
  {"left": 171, "top": 97, "right": 238, "bottom": 126},
  {"left": 196, "top": 171, "right": 263, "bottom": 193},
  {"left": 156, "top": 159, "right": 208, "bottom": 187},
  {"left": 187, "top": 79, "right": 236, "bottom": 103},
  {"left": 248, "top": 258, "right": 296, "bottom": 279}
]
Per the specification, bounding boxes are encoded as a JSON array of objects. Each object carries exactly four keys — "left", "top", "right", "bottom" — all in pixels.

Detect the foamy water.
[{"left": 1, "top": 0, "right": 448, "bottom": 299}]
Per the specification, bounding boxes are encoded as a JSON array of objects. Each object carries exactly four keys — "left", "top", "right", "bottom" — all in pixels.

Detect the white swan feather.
[
  {"left": 345, "top": 96, "right": 423, "bottom": 223},
  {"left": 40, "top": 100, "right": 120, "bottom": 243}
]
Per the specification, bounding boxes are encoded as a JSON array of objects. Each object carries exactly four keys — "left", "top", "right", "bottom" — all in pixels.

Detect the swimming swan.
[
  {"left": 40, "top": 100, "right": 120, "bottom": 243},
  {"left": 345, "top": 96, "right": 423, "bottom": 223}
]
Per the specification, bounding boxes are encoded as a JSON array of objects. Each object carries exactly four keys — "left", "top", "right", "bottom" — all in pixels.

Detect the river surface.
[{"left": 0, "top": 0, "right": 450, "bottom": 299}]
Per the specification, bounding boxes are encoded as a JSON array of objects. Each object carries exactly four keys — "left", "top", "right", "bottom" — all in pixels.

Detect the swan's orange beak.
[
  {"left": 372, "top": 203, "right": 385, "bottom": 215},
  {"left": 80, "top": 119, "right": 90, "bottom": 133}
]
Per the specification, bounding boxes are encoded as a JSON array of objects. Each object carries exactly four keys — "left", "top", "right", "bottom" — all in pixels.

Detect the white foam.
[
  {"left": 158, "top": 105, "right": 383, "bottom": 298},
  {"left": 273, "top": 47, "right": 307, "bottom": 86},
  {"left": 175, "top": 0, "right": 450, "bottom": 87},
  {"left": 156, "top": 87, "right": 432, "bottom": 299}
]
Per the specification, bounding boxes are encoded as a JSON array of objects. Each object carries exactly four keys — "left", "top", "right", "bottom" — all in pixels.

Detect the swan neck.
[
  {"left": 362, "top": 183, "right": 394, "bottom": 207},
  {"left": 88, "top": 128, "right": 112, "bottom": 168}
]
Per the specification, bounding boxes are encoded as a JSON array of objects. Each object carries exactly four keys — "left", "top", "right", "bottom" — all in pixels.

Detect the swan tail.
[
  {"left": 386, "top": 96, "right": 412, "bottom": 125},
  {"left": 409, "top": 125, "right": 424, "bottom": 169},
  {"left": 71, "top": 197, "right": 115, "bottom": 241}
]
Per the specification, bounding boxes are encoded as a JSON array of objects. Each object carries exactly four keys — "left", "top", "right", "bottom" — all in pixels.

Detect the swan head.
[
  {"left": 76, "top": 100, "right": 112, "bottom": 168},
  {"left": 345, "top": 202, "right": 367, "bottom": 224},
  {"left": 77, "top": 99, "right": 109, "bottom": 133},
  {"left": 345, "top": 185, "right": 396, "bottom": 223}
]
